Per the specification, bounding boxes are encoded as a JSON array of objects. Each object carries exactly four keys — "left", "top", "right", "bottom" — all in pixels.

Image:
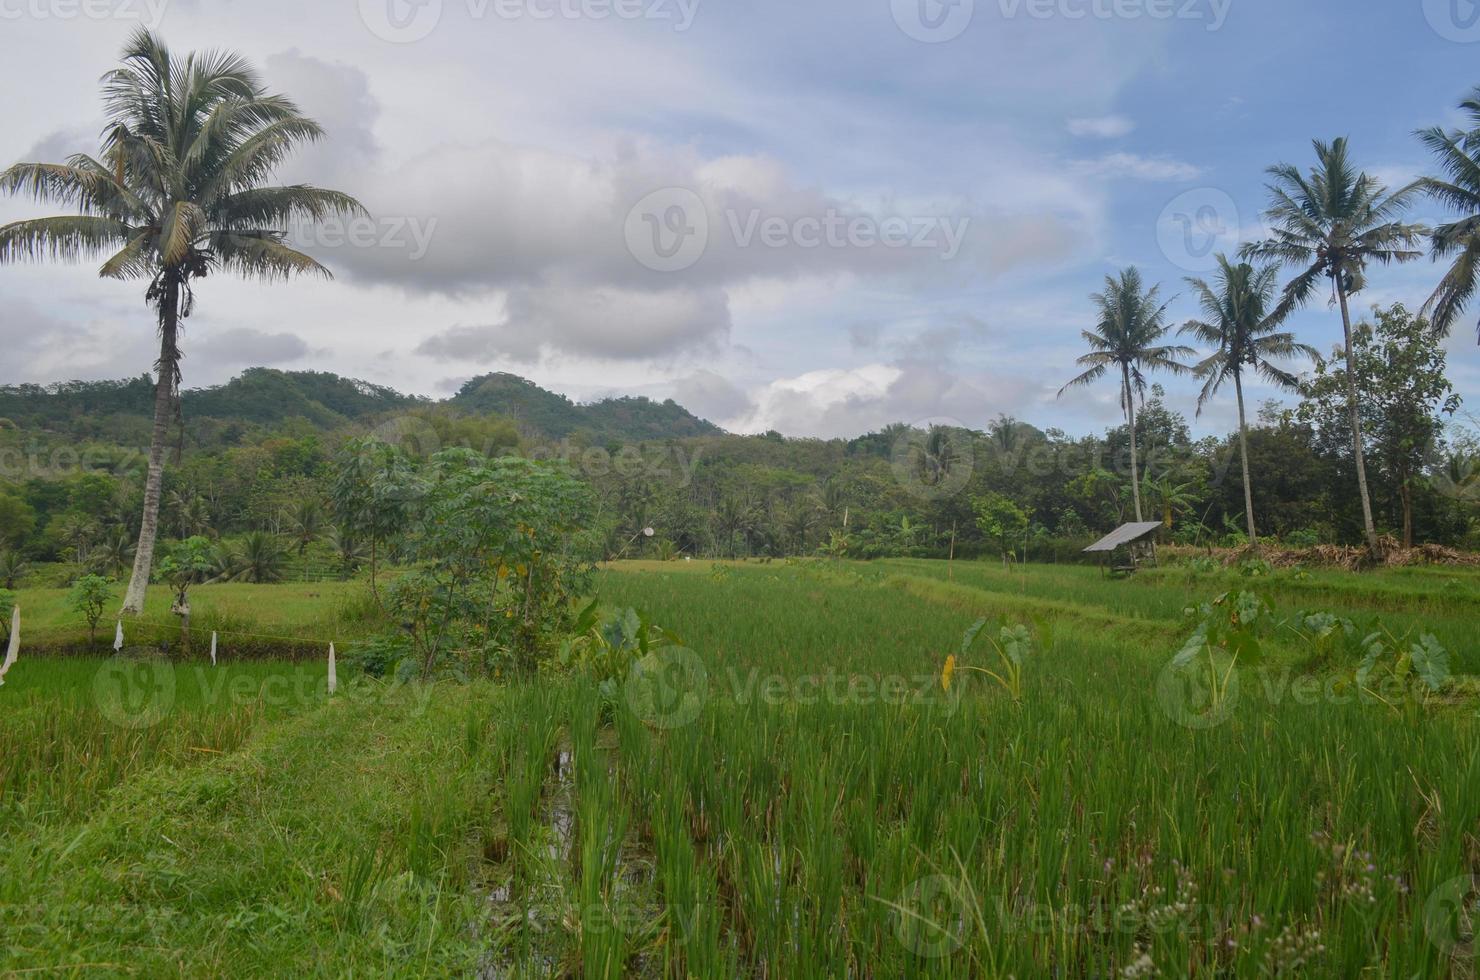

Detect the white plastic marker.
[
  {"left": 327, "top": 643, "right": 337, "bottom": 695},
  {"left": 0, "top": 606, "right": 18, "bottom": 686},
  {"left": 210, "top": 631, "right": 218, "bottom": 666},
  {"left": 113, "top": 620, "right": 124, "bottom": 652}
]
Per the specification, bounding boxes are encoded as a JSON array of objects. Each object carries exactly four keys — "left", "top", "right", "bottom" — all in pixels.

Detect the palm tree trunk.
[
  {"left": 1335, "top": 281, "right": 1379, "bottom": 549},
  {"left": 120, "top": 281, "right": 180, "bottom": 615},
  {"left": 1123, "top": 364, "right": 1144, "bottom": 523},
  {"left": 1401, "top": 479, "right": 1414, "bottom": 549},
  {"left": 1234, "top": 369, "right": 1257, "bottom": 547}
]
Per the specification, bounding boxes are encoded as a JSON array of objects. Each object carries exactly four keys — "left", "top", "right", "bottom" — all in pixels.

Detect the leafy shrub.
[
  {"left": 1283, "top": 528, "right": 1323, "bottom": 549},
  {"left": 377, "top": 450, "right": 599, "bottom": 677},
  {"left": 67, "top": 574, "right": 112, "bottom": 645}
]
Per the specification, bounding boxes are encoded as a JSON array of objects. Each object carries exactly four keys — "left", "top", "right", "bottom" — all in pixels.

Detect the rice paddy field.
[{"left": 2, "top": 558, "right": 1480, "bottom": 976}]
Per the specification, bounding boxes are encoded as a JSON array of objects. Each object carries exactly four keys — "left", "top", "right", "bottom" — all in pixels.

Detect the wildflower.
[{"left": 941, "top": 655, "right": 957, "bottom": 692}]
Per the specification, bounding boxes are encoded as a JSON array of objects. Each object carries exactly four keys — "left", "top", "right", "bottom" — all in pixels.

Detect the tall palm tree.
[
  {"left": 1241, "top": 138, "right": 1425, "bottom": 548},
  {"left": 1058, "top": 267, "right": 1192, "bottom": 523},
  {"left": 0, "top": 29, "right": 364, "bottom": 613},
  {"left": 285, "top": 497, "right": 325, "bottom": 578},
  {"left": 1180, "top": 256, "right": 1318, "bottom": 545},
  {"left": 1416, "top": 87, "right": 1480, "bottom": 341}
]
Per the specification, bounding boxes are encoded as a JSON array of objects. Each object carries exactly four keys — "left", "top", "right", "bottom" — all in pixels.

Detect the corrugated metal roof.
[{"left": 1082, "top": 522, "right": 1164, "bottom": 553}]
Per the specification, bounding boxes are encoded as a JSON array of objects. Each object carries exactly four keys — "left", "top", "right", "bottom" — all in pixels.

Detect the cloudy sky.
[{"left": 2, "top": 0, "right": 1479, "bottom": 438}]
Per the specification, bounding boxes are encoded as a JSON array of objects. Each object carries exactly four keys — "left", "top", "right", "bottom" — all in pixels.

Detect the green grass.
[
  {"left": 2, "top": 560, "right": 1479, "bottom": 976},
  {"left": 11, "top": 580, "right": 383, "bottom": 656}
]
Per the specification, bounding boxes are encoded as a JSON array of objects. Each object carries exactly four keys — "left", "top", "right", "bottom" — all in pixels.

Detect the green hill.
[
  {"left": 449, "top": 372, "right": 723, "bottom": 442},
  {"left": 1, "top": 368, "right": 723, "bottom": 445}
]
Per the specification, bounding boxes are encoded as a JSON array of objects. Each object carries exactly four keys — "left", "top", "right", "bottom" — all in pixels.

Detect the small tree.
[
  {"left": 158, "top": 537, "right": 213, "bottom": 651},
  {"left": 332, "top": 438, "right": 420, "bottom": 604},
  {"left": 0, "top": 588, "right": 15, "bottom": 645},
  {"left": 68, "top": 575, "right": 112, "bottom": 646},
  {"left": 1298, "top": 305, "right": 1460, "bottom": 547},
  {"left": 974, "top": 492, "right": 1030, "bottom": 567}
]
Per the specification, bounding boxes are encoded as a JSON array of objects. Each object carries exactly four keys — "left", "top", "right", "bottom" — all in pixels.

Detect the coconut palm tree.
[
  {"left": 0, "top": 29, "right": 365, "bottom": 614},
  {"left": 216, "top": 531, "right": 286, "bottom": 584},
  {"left": 1140, "top": 472, "right": 1201, "bottom": 537},
  {"left": 1058, "top": 267, "right": 1193, "bottom": 523},
  {"left": 0, "top": 551, "right": 28, "bottom": 590},
  {"left": 168, "top": 490, "right": 213, "bottom": 538},
  {"left": 1180, "top": 256, "right": 1318, "bottom": 545},
  {"left": 284, "top": 497, "right": 325, "bottom": 578},
  {"left": 87, "top": 526, "right": 137, "bottom": 578},
  {"left": 1416, "top": 87, "right": 1480, "bottom": 342},
  {"left": 1241, "top": 138, "right": 1425, "bottom": 548}
]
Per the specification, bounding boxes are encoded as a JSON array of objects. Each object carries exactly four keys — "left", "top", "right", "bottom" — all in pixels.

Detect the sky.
[{"left": 2, "top": 0, "right": 1479, "bottom": 440}]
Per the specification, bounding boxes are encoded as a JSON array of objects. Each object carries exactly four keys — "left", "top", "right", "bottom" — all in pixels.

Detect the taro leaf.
[
  {"left": 1030, "top": 615, "right": 1057, "bottom": 655},
  {"left": 573, "top": 597, "right": 602, "bottom": 635},
  {"left": 999, "top": 624, "right": 1032, "bottom": 667},
  {"left": 961, "top": 617, "right": 990, "bottom": 656},
  {"left": 1409, "top": 634, "right": 1451, "bottom": 693},
  {"left": 1356, "top": 638, "right": 1385, "bottom": 690},
  {"left": 1232, "top": 591, "right": 1267, "bottom": 628},
  {"left": 1172, "top": 624, "right": 1210, "bottom": 669},
  {"left": 1227, "top": 628, "right": 1263, "bottom": 665},
  {"left": 620, "top": 608, "right": 642, "bottom": 649}
]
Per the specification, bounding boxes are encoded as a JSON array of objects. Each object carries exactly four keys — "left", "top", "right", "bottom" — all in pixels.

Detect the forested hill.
[
  {"left": 0, "top": 369, "right": 420, "bottom": 438},
  {"left": 449, "top": 373, "right": 723, "bottom": 442},
  {"left": 0, "top": 368, "right": 724, "bottom": 444}
]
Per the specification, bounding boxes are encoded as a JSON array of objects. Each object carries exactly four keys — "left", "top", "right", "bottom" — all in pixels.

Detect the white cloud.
[
  {"left": 1067, "top": 115, "right": 1136, "bottom": 139},
  {"left": 1070, "top": 153, "right": 1203, "bottom": 182}
]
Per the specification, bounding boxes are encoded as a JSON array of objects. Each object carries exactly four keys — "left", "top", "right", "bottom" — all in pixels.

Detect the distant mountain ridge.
[
  {"left": 449, "top": 373, "right": 723, "bottom": 442},
  {"left": 0, "top": 368, "right": 724, "bottom": 444}
]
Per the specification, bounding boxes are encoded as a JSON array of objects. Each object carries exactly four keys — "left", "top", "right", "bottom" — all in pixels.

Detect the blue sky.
[{"left": 1, "top": 0, "right": 1477, "bottom": 439}]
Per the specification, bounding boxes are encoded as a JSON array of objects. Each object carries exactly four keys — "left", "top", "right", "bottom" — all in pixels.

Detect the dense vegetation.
[
  {"left": 0, "top": 303, "right": 1474, "bottom": 601},
  {"left": 4, "top": 562, "right": 1480, "bottom": 975}
]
